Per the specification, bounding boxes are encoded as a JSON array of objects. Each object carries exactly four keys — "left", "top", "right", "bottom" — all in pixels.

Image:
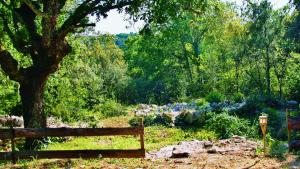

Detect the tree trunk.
[
  {"left": 20, "top": 77, "right": 47, "bottom": 150},
  {"left": 235, "top": 59, "right": 239, "bottom": 93},
  {"left": 279, "top": 79, "right": 283, "bottom": 99},
  {"left": 266, "top": 46, "right": 271, "bottom": 98},
  {"left": 180, "top": 40, "right": 193, "bottom": 81}
]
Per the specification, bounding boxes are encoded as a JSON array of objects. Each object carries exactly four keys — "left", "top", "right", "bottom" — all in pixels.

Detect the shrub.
[
  {"left": 193, "top": 130, "right": 217, "bottom": 141},
  {"left": 195, "top": 98, "right": 208, "bottom": 107},
  {"left": 129, "top": 114, "right": 173, "bottom": 127},
  {"left": 93, "top": 100, "right": 126, "bottom": 118},
  {"left": 155, "top": 113, "right": 173, "bottom": 127},
  {"left": 267, "top": 134, "right": 287, "bottom": 160},
  {"left": 204, "top": 112, "right": 253, "bottom": 139},
  {"left": 129, "top": 117, "right": 144, "bottom": 127},
  {"left": 205, "top": 91, "right": 225, "bottom": 103},
  {"left": 269, "top": 141, "right": 286, "bottom": 160},
  {"left": 232, "top": 92, "right": 245, "bottom": 103}
]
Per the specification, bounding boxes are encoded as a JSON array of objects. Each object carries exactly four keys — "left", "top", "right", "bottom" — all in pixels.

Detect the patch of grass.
[{"left": 44, "top": 126, "right": 216, "bottom": 152}]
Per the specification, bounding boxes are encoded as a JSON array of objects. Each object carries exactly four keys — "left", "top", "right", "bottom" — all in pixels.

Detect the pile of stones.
[
  {"left": 0, "top": 116, "right": 71, "bottom": 128},
  {"left": 146, "top": 135, "right": 259, "bottom": 159},
  {"left": 133, "top": 101, "right": 247, "bottom": 127}
]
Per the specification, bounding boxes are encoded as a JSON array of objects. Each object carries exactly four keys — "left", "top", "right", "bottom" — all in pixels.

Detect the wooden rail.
[
  {"left": 0, "top": 118, "right": 145, "bottom": 163},
  {"left": 286, "top": 110, "right": 300, "bottom": 152},
  {"left": 0, "top": 127, "right": 143, "bottom": 139}
]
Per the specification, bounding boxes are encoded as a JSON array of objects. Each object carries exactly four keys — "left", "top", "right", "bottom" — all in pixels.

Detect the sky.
[{"left": 95, "top": 0, "right": 290, "bottom": 34}]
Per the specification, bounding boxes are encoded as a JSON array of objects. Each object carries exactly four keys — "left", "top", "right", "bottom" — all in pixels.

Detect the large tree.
[{"left": 0, "top": 0, "right": 204, "bottom": 149}]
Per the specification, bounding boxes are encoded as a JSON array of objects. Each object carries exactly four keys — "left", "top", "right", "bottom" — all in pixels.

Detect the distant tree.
[{"left": 243, "top": 0, "right": 288, "bottom": 98}]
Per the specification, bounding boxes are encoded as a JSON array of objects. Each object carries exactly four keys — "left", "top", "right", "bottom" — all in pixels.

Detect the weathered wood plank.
[
  {"left": 288, "top": 117, "right": 300, "bottom": 131},
  {"left": 0, "top": 127, "right": 143, "bottom": 139},
  {"left": 0, "top": 149, "right": 145, "bottom": 160}
]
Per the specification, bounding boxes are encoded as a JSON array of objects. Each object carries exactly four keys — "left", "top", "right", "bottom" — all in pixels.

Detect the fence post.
[
  {"left": 10, "top": 119, "right": 16, "bottom": 164},
  {"left": 139, "top": 118, "right": 144, "bottom": 150}
]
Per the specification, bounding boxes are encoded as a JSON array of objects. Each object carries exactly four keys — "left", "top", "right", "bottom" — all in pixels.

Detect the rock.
[
  {"left": 231, "top": 135, "right": 246, "bottom": 143},
  {"left": 134, "top": 104, "right": 159, "bottom": 116},
  {"left": 171, "top": 151, "right": 190, "bottom": 158},
  {"left": 134, "top": 101, "right": 248, "bottom": 127},
  {"left": 204, "top": 141, "right": 213, "bottom": 148},
  {"left": 171, "top": 141, "right": 205, "bottom": 158},
  {"left": 47, "top": 117, "right": 71, "bottom": 128},
  {"left": 152, "top": 146, "right": 175, "bottom": 158},
  {"left": 174, "top": 160, "right": 184, "bottom": 163},
  {"left": 207, "top": 147, "right": 218, "bottom": 154},
  {"left": 0, "top": 115, "right": 23, "bottom": 127}
]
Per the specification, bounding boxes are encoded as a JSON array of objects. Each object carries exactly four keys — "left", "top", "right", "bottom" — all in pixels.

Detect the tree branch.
[
  {"left": 0, "top": 45, "right": 25, "bottom": 83},
  {"left": 21, "top": 0, "right": 50, "bottom": 18},
  {"left": 0, "top": 14, "right": 31, "bottom": 55},
  {"left": 57, "top": 0, "right": 134, "bottom": 39},
  {"left": 0, "top": 1, "right": 42, "bottom": 56}
]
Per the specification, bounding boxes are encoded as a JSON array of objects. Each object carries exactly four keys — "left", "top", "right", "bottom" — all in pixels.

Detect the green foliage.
[
  {"left": 205, "top": 91, "right": 225, "bottom": 103},
  {"left": 204, "top": 112, "right": 253, "bottom": 139},
  {"left": 0, "top": 72, "right": 20, "bottom": 115},
  {"left": 94, "top": 100, "right": 126, "bottom": 118},
  {"left": 129, "top": 114, "right": 173, "bottom": 127},
  {"left": 235, "top": 95, "right": 264, "bottom": 118},
  {"left": 192, "top": 130, "right": 217, "bottom": 141},
  {"left": 44, "top": 35, "right": 129, "bottom": 121},
  {"left": 232, "top": 92, "right": 245, "bottom": 103},
  {"left": 267, "top": 134, "right": 287, "bottom": 160},
  {"left": 195, "top": 98, "right": 209, "bottom": 107}
]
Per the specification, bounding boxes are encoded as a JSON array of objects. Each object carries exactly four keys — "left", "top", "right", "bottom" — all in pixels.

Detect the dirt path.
[
  {"left": 142, "top": 153, "right": 284, "bottom": 169},
  {"left": 142, "top": 136, "right": 298, "bottom": 169},
  {"left": 1, "top": 151, "right": 297, "bottom": 169}
]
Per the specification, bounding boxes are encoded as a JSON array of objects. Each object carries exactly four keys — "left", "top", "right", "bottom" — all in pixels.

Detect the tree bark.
[
  {"left": 20, "top": 77, "right": 47, "bottom": 150},
  {"left": 180, "top": 40, "right": 193, "bottom": 81}
]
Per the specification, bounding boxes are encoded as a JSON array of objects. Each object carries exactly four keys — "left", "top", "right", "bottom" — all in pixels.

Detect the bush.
[
  {"left": 129, "top": 114, "right": 173, "bottom": 127},
  {"left": 232, "top": 92, "right": 245, "bottom": 103},
  {"left": 205, "top": 91, "right": 225, "bottom": 103},
  {"left": 193, "top": 130, "right": 217, "bottom": 141},
  {"left": 204, "top": 112, "right": 253, "bottom": 139},
  {"left": 93, "top": 100, "right": 126, "bottom": 118},
  {"left": 195, "top": 98, "right": 209, "bottom": 107},
  {"left": 267, "top": 135, "right": 287, "bottom": 160}
]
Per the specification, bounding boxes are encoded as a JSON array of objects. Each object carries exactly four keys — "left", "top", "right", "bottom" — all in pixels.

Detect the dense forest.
[{"left": 2, "top": 0, "right": 299, "bottom": 116}]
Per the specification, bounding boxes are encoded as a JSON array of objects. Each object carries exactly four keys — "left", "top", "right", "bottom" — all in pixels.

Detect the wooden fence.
[
  {"left": 0, "top": 119, "right": 145, "bottom": 163},
  {"left": 286, "top": 110, "right": 300, "bottom": 152}
]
